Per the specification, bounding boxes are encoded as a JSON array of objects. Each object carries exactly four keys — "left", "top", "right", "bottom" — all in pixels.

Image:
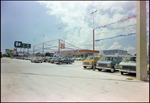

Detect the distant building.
[{"left": 98, "top": 49, "right": 128, "bottom": 57}]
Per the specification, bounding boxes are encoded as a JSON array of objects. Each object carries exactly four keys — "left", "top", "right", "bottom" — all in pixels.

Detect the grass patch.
[{"left": 126, "top": 78, "right": 133, "bottom": 80}]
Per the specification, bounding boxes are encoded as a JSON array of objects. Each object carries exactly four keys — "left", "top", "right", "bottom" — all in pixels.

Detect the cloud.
[
  {"left": 124, "top": 45, "right": 136, "bottom": 55},
  {"left": 108, "top": 42, "right": 123, "bottom": 50},
  {"left": 38, "top": 1, "right": 148, "bottom": 53}
]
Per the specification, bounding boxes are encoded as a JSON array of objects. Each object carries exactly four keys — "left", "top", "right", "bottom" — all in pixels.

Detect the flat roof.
[{"left": 55, "top": 49, "right": 99, "bottom": 53}]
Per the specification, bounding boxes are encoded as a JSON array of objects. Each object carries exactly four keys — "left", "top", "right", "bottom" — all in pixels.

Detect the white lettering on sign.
[{"left": 16, "top": 42, "right": 21, "bottom": 47}]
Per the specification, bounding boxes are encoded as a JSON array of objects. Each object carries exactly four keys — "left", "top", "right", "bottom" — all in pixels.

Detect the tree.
[
  {"left": 35, "top": 52, "right": 41, "bottom": 56},
  {"left": 45, "top": 52, "right": 51, "bottom": 56}
]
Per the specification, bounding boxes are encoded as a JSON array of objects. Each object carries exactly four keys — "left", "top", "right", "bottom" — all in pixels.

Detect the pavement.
[{"left": 1, "top": 58, "right": 149, "bottom": 102}]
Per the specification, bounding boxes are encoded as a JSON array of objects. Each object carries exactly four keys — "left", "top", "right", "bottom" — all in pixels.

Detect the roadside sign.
[
  {"left": 60, "top": 43, "right": 65, "bottom": 49},
  {"left": 5, "top": 49, "right": 9, "bottom": 54},
  {"left": 14, "top": 41, "right": 31, "bottom": 48},
  {"left": 14, "top": 41, "right": 22, "bottom": 48}
]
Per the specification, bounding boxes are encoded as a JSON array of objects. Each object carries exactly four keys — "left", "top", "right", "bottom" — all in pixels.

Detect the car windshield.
[
  {"left": 86, "top": 57, "right": 93, "bottom": 60},
  {"left": 100, "top": 57, "right": 113, "bottom": 61},
  {"left": 122, "top": 57, "right": 136, "bottom": 62}
]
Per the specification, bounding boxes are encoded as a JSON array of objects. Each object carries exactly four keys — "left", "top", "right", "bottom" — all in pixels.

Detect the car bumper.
[
  {"left": 96, "top": 66, "right": 111, "bottom": 70},
  {"left": 83, "top": 65, "right": 92, "bottom": 68},
  {"left": 54, "top": 61, "right": 59, "bottom": 64},
  {"left": 119, "top": 69, "right": 136, "bottom": 73}
]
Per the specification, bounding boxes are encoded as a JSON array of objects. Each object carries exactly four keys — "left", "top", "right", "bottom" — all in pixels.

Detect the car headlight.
[
  {"left": 120, "top": 65, "right": 122, "bottom": 68},
  {"left": 107, "top": 64, "right": 111, "bottom": 67}
]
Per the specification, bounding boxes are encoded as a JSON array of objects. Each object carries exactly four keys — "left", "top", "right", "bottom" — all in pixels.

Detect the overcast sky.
[{"left": 1, "top": 1, "right": 149, "bottom": 55}]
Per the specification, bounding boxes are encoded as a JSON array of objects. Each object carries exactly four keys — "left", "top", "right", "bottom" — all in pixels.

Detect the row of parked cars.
[
  {"left": 13, "top": 56, "right": 75, "bottom": 64},
  {"left": 82, "top": 55, "right": 149, "bottom": 76},
  {"left": 30, "top": 57, "right": 75, "bottom": 64}
]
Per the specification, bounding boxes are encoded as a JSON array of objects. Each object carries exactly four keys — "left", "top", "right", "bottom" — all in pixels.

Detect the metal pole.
[
  {"left": 91, "top": 10, "right": 97, "bottom": 71},
  {"left": 43, "top": 35, "right": 45, "bottom": 58},
  {"left": 33, "top": 46, "right": 35, "bottom": 58}
]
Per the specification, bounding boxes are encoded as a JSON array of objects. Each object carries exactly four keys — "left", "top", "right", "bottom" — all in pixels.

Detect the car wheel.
[
  {"left": 84, "top": 66, "right": 87, "bottom": 68},
  {"left": 110, "top": 68, "right": 115, "bottom": 73},
  {"left": 121, "top": 72, "right": 124, "bottom": 75},
  {"left": 98, "top": 69, "right": 102, "bottom": 71}
]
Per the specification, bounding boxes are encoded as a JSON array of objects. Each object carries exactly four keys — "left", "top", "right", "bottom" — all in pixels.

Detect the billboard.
[
  {"left": 60, "top": 43, "right": 65, "bottom": 49},
  {"left": 14, "top": 41, "right": 31, "bottom": 48},
  {"left": 22, "top": 43, "right": 31, "bottom": 48},
  {"left": 14, "top": 41, "right": 22, "bottom": 48}
]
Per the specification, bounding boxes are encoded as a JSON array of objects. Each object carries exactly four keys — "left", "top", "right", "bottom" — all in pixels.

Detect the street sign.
[{"left": 9, "top": 50, "right": 13, "bottom": 54}]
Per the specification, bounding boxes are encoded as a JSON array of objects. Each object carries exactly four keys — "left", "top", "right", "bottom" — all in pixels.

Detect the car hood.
[
  {"left": 83, "top": 59, "right": 93, "bottom": 62},
  {"left": 119, "top": 62, "right": 136, "bottom": 66},
  {"left": 97, "top": 61, "right": 112, "bottom": 64}
]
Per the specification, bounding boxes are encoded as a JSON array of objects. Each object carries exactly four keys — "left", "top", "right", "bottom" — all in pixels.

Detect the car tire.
[
  {"left": 121, "top": 72, "right": 124, "bottom": 75},
  {"left": 98, "top": 69, "right": 102, "bottom": 71},
  {"left": 110, "top": 68, "right": 115, "bottom": 73},
  {"left": 84, "top": 66, "right": 87, "bottom": 68}
]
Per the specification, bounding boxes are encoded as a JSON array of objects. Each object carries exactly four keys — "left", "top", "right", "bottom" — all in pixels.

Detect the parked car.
[
  {"left": 54, "top": 58, "right": 74, "bottom": 64},
  {"left": 96, "top": 56, "right": 123, "bottom": 73},
  {"left": 119, "top": 56, "right": 149, "bottom": 76},
  {"left": 31, "top": 57, "right": 42, "bottom": 63},
  {"left": 76, "top": 57, "right": 85, "bottom": 61},
  {"left": 47, "top": 57, "right": 54, "bottom": 63},
  {"left": 82, "top": 56, "right": 101, "bottom": 69},
  {"left": 50, "top": 58, "right": 56, "bottom": 63}
]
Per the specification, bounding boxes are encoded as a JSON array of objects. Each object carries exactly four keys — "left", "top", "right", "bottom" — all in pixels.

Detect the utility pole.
[
  {"left": 136, "top": 1, "right": 147, "bottom": 80},
  {"left": 91, "top": 10, "right": 98, "bottom": 71},
  {"left": 58, "top": 27, "right": 62, "bottom": 54},
  {"left": 43, "top": 35, "right": 45, "bottom": 58}
]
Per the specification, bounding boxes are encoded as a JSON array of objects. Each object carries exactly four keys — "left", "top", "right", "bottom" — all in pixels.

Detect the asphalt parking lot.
[{"left": 1, "top": 58, "right": 149, "bottom": 102}]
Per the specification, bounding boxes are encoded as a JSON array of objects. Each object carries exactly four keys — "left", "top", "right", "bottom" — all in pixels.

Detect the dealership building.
[{"left": 54, "top": 49, "right": 128, "bottom": 58}]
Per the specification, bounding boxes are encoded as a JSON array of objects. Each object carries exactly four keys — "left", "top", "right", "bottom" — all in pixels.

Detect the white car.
[{"left": 119, "top": 56, "right": 149, "bottom": 77}]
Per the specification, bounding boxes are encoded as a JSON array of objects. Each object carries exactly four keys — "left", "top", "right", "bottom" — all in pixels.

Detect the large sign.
[
  {"left": 14, "top": 41, "right": 22, "bottom": 48},
  {"left": 14, "top": 41, "right": 31, "bottom": 48},
  {"left": 5, "top": 49, "right": 9, "bottom": 54},
  {"left": 22, "top": 43, "right": 31, "bottom": 48},
  {"left": 60, "top": 43, "right": 65, "bottom": 49}
]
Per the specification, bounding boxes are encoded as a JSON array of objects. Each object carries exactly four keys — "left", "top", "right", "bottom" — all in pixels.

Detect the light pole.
[
  {"left": 58, "top": 27, "right": 62, "bottom": 54},
  {"left": 91, "top": 10, "right": 98, "bottom": 71},
  {"left": 43, "top": 35, "right": 45, "bottom": 58},
  {"left": 34, "top": 39, "right": 35, "bottom": 58}
]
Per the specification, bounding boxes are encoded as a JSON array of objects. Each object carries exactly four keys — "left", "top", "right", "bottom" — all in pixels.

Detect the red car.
[{"left": 31, "top": 57, "right": 42, "bottom": 63}]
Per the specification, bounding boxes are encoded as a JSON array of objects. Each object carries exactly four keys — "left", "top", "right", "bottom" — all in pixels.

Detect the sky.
[{"left": 1, "top": 1, "right": 149, "bottom": 55}]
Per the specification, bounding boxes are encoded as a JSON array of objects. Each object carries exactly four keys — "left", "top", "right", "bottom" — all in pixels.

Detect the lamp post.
[
  {"left": 43, "top": 35, "right": 45, "bottom": 58},
  {"left": 33, "top": 39, "right": 35, "bottom": 58},
  {"left": 58, "top": 27, "right": 62, "bottom": 54},
  {"left": 91, "top": 10, "right": 98, "bottom": 71}
]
